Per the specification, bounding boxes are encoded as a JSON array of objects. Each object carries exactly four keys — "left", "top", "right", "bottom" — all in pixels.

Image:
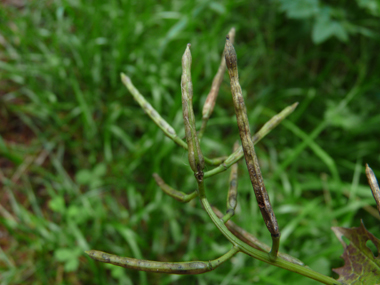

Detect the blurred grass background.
[{"left": 1, "top": 0, "right": 380, "bottom": 284}]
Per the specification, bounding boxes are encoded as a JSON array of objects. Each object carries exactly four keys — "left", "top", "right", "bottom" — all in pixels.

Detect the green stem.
[{"left": 221, "top": 211, "right": 234, "bottom": 223}]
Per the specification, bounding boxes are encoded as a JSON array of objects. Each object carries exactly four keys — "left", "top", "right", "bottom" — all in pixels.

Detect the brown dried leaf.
[{"left": 332, "top": 221, "right": 380, "bottom": 284}]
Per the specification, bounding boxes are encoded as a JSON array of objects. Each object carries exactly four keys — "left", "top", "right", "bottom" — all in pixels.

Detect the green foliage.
[
  {"left": 277, "top": 0, "right": 379, "bottom": 43},
  {"left": 1, "top": 0, "right": 380, "bottom": 284}
]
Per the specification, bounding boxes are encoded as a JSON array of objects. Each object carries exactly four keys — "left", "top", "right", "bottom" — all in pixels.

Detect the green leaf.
[
  {"left": 92, "top": 163, "right": 107, "bottom": 177},
  {"left": 312, "top": 11, "right": 348, "bottom": 44},
  {"left": 278, "top": 0, "right": 320, "bottom": 19},
  {"left": 54, "top": 248, "right": 82, "bottom": 272},
  {"left": 332, "top": 221, "right": 380, "bottom": 284},
  {"left": 75, "top": 169, "right": 92, "bottom": 185},
  {"left": 324, "top": 101, "right": 362, "bottom": 130},
  {"left": 356, "top": 0, "right": 380, "bottom": 16},
  {"left": 48, "top": 196, "right": 65, "bottom": 213},
  {"left": 64, "top": 257, "right": 80, "bottom": 272}
]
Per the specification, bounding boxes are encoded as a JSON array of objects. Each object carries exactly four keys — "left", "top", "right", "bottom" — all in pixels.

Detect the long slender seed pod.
[
  {"left": 366, "top": 164, "right": 380, "bottom": 215},
  {"left": 121, "top": 73, "right": 187, "bottom": 149},
  {"left": 204, "top": 102, "right": 298, "bottom": 178},
  {"left": 224, "top": 36, "right": 280, "bottom": 259},
  {"left": 121, "top": 72, "right": 218, "bottom": 166},
  {"left": 252, "top": 102, "right": 299, "bottom": 143},
  {"left": 226, "top": 142, "right": 239, "bottom": 214},
  {"left": 212, "top": 207, "right": 304, "bottom": 266},
  {"left": 199, "top": 27, "right": 236, "bottom": 139},
  {"left": 153, "top": 173, "right": 198, "bottom": 203},
  {"left": 85, "top": 247, "right": 239, "bottom": 275},
  {"left": 181, "top": 44, "right": 205, "bottom": 179}
]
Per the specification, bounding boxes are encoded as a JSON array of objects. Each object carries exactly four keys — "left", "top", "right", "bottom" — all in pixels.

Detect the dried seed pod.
[
  {"left": 224, "top": 36, "right": 280, "bottom": 242},
  {"left": 199, "top": 27, "right": 236, "bottom": 138},
  {"left": 366, "top": 164, "right": 380, "bottom": 215},
  {"left": 181, "top": 44, "right": 205, "bottom": 179}
]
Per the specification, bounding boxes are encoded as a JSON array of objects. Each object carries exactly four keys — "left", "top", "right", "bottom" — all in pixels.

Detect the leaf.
[
  {"left": 278, "top": 0, "right": 320, "bottom": 19},
  {"left": 332, "top": 221, "right": 380, "bottom": 284},
  {"left": 356, "top": 0, "right": 380, "bottom": 16},
  {"left": 54, "top": 247, "right": 82, "bottom": 272},
  {"left": 312, "top": 13, "right": 348, "bottom": 44},
  {"left": 48, "top": 196, "right": 65, "bottom": 213},
  {"left": 324, "top": 101, "right": 362, "bottom": 130},
  {"left": 75, "top": 169, "right": 92, "bottom": 185}
]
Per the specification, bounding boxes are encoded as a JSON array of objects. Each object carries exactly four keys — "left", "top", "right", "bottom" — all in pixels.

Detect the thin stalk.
[
  {"left": 153, "top": 173, "right": 198, "bottom": 203},
  {"left": 221, "top": 212, "right": 234, "bottom": 223},
  {"left": 366, "top": 164, "right": 380, "bottom": 215},
  {"left": 207, "top": 156, "right": 228, "bottom": 165},
  {"left": 204, "top": 102, "right": 298, "bottom": 178},
  {"left": 85, "top": 247, "right": 239, "bottom": 275},
  {"left": 199, "top": 27, "right": 236, "bottom": 139},
  {"left": 224, "top": 36, "right": 279, "bottom": 260}
]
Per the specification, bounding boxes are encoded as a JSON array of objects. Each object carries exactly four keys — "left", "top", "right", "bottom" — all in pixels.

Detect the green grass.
[{"left": 1, "top": 0, "right": 380, "bottom": 284}]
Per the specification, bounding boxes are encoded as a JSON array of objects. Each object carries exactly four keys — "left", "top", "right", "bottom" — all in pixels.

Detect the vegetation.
[{"left": 1, "top": 1, "right": 380, "bottom": 284}]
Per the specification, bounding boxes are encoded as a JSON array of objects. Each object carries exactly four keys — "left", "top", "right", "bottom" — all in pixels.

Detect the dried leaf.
[{"left": 332, "top": 220, "right": 380, "bottom": 284}]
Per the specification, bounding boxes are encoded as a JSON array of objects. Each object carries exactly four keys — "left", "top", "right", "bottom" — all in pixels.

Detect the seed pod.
[
  {"left": 86, "top": 250, "right": 211, "bottom": 274},
  {"left": 204, "top": 102, "right": 298, "bottom": 179},
  {"left": 121, "top": 73, "right": 218, "bottom": 167},
  {"left": 366, "top": 164, "right": 380, "bottom": 215},
  {"left": 181, "top": 44, "right": 205, "bottom": 179},
  {"left": 121, "top": 73, "right": 187, "bottom": 150},
  {"left": 227, "top": 142, "right": 239, "bottom": 213},
  {"left": 86, "top": 247, "right": 239, "bottom": 274},
  {"left": 153, "top": 173, "right": 198, "bottom": 203},
  {"left": 199, "top": 27, "right": 236, "bottom": 138},
  {"left": 224, "top": 36, "right": 279, "bottom": 238}
]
